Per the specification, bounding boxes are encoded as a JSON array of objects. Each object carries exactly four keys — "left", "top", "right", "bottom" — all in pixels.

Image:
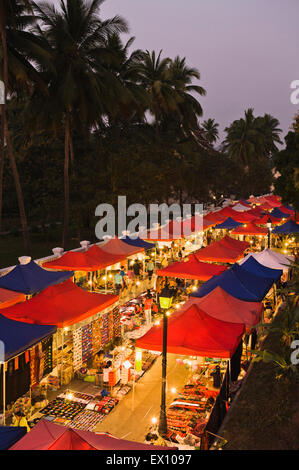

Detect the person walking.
[
  {"left": 146, "top": 259, "right": 155, "bottom": 281},
  {"left": 144, "top": 294, "right": 153, "bottom": 326},
  {"left": 114, "top": 270, "right": 123, "bottom": 295}
]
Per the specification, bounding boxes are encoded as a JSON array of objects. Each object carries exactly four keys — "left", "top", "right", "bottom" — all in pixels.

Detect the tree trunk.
[
  {"left": 0, "top": 105, "right": 4, "bottom": 233},
  {"left": 62, "top": 109, "right": 71, "bottom": 248},
  {"left": 0, "top": 24, "right": 30, "bottom": 253}
]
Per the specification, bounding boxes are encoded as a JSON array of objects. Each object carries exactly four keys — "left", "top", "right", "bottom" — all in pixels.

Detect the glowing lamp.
[{"left": 158, "top": 286, "right": 173, "bottom": 310}]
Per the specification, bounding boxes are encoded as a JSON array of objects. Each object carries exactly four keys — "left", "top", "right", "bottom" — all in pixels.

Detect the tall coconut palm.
[
  {"left": 32, "top": 0, "right": 128, "bottom": 247},
  {"left": 167, "top": 56, "right": 206, "bottom": 132},
  {"left": 201, "top": 118, "right": 219, "bottom": 145},
  {"left": 100, "top": 33, "right": 148, "bottom": 126},
  {"left": 223, "top": 108, "right": 260, "bottom": 166},
  {"left": 224, "top": 108, "right": 282, "bottom": 166},
  {"left": 138, "top": 50, "right": 179, "bottom": 136},
  {"left": 0, "top": 0, "right": 42, "bottom": 251}
]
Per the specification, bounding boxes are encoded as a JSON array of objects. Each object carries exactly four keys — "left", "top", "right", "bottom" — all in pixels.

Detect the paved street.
[{"left": 94, "top": 353, "right": 191, "bottom": 443}]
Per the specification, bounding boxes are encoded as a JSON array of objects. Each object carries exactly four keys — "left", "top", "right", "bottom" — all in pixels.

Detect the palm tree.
[
  {"left": 0, "top": 0, "right": 42, "bottom": 252},
  {"left": 224, "top": 108, "right": 282, "bottom": 167},
  {"left": 167, "top": 56, "right": 206, "bottom": 133},
  {"left": 101, "top": 33, "right": 148, "bottom": 126},
  {"left": 138, "top": 50, "right": 178, "bottom": 136},
  {"left": 201, "top": 118, "right": 219, "bottom": 145},
  {"left": 32, "top": 0, "right": 128, "bottom": 247},
  {"left": 223, "top": 108, "right": 257, "bottom": 166}
]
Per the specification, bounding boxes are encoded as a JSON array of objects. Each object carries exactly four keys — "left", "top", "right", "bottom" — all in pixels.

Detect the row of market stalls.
[
  {"left": 0, "top": 192, "right": 297, "bottom": 449},
  {"left": 131, "top": 193, "right": 297, "bottom": 446}
]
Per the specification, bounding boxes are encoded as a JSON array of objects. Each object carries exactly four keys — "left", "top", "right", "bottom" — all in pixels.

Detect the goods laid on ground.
[{"left": 32, "top": 391, "right": 119, "bottom": 432}]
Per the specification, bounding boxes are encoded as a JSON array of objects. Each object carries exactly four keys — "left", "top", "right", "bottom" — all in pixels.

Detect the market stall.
[
  {"left": 9, "top": 418, "right": 175, "bottom": 450},
  {"left": 0, "top": 280, "right": 119, "bottom": 390},
  {"left": 0, "top": 259, "right": 73, "bottom": 295},
  {"left": 194, "top": 236, "right": 247, "bottom": 264},
  {"left": 0, "top": 313, "right": 56, "bottom": 424},
  {"left": 191, "top": 263, "right": 275, "bottom": 302},
  {"left": 0, "top": 288, "right": 25, "bottom": 309}
]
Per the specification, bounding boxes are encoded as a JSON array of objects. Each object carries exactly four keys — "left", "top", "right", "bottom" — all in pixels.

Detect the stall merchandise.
[
  {"left": 92, "top": 318, "right": 102, "bottom": 354},
  {"left": 36, "top": 391, "right": 119, "bottom": 432},
  {"left": 82, "top": 324, "right": 93, "bottom": 363},
  {"left": 0, "top": 260, "right": 73, "bottom": 295},
  {"left": 73, "top": 328, "right": 83, "bottom": 372},
  {"left": 69, "top": 409, "right": 105, "bottom": 431},
  {"left": 40, "top": 398, "right": 85, "bottom": 420},
  {"left": 164, "top": 370, "right": 224, "bottom": 445}
]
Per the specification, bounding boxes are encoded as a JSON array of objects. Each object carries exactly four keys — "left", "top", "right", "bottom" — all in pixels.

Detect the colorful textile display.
[
  {"left": 73, "top": 328, "right": 82, "bottom": 372},
  {"left": 69, "top": 410, "right": 105, "bottom": 431},
  {"left": 92, "top": 318, "right": 102, "bottom": 354},
  {"left": 101, "top": 313, "right": 110, "bottom": 348},
  {"left": 42, "top": 337, "right": 53, "bottom": 377},
  {"left": 82, "top": 324, "right": 93, "bottom": 363}
]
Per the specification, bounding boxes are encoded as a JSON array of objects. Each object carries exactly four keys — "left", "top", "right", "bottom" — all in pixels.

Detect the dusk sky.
[{"left": 52, "top": 0, "right": 299, "bottom": 142}]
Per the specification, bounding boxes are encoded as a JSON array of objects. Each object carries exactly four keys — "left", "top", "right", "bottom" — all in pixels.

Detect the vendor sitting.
[{"left": 92, "top": 350, "right": 105, "bottom": 371}]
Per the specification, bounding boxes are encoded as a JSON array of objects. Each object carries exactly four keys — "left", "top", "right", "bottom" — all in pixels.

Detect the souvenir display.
[
  {"left": 40, "top": 398, "right": 85, "bottom": 420},
  {"left": 73, "top": 328, "right": 82, "bottom": 372},
  {"left": 69, "top": 409, "right": 105, "bottom": 431},
  {"left": 82, "top": 324, "right": 93, "bottom": 363},
  {"left": 92, "top": 318, "right": 102, "bottom": 354}
]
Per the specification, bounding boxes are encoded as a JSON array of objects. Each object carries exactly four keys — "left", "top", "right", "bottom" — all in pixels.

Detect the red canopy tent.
[
  {"left": 142, "top": 225, "right": 182, "bottom": 241},
  {"left": 256, "top": 201, "right": 273, "bottom": 211},
  {"left": 156, "top": 254, "right": 227, "bottom": 281},
  {"left": 254, "top": 214, "right": 282, "bottom": 225},
  {"left": 218, "top": 235, "right": 250, "bottom": 252},
  {"left": 228, "top": 211, "right": 258, "bottom": 224},
  {"left": 194, "top": 237, "right": 246, "bottom": 263},
  {"left": 100, "top": 237, "right": 144, "bottom": 257},
  {"left": 264, "top": 195, "right": 281, "bottom": 205},
  {"left": 203, "top": 215, "right": 217, "bottom": 228},
  {"left": 277, "top": 205, "right": 295, "bottom": 215},
  {"left": 136, "top": 303, "right": 245, "bottom": 358},
  {"left": 184, "top": 286, "right": 263, "bottom": 329},
  {"left": 43, "top": 246, "right": 125, "bottom": 272},
  {"left": 214, "top": 207, "right": 238, "bottom": 219},
  {"left": 0, "top": 279, "right": 118, "bottom": 327},
  {"left": 0, "top": 288, "right": 25, "bottom": 309},
  {"left": 231, "top": 222, "right": 268, "bottom": 236},
  {"left": 246, "top": 207, "right": 265, "bottom": 218},
  {"left": 9, "top": 419, "right": 174, "bottom": 450}
]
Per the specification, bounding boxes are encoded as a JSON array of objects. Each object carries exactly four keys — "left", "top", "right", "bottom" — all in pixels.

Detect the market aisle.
[{"left": 94, "top": 353, "right": 191, "bottom": 443}]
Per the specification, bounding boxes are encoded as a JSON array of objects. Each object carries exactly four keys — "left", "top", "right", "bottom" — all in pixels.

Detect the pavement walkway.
[{"left": 94, "top": 353, "right": 191, "bottom": 443}]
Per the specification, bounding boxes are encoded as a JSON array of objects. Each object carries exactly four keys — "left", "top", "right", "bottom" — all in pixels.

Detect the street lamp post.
[
  {"left": 158, "top": 283, "right": 173, "bottom": 437},
  {"left": 267, "top": 217, "right": 272, "bottom": 249}
]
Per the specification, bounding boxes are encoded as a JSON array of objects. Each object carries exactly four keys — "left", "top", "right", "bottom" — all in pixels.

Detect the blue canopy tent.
[
  {"left": 241, "top": 257, "right": 283, "bottom": 281},
  {"left": 0, "top": 426, "right": 27, "bottom": 450},
  {"left": 0, "top": 313, "right": 56, "bottom": 362},
  {"left": 120, "top": 236, "right": 155, "bottom": 250},
  {"left": 284, "top": 205, "right": 295, "bottom": 211},
  {"left": 271, "top": 208, "right": 290, "bottom": 219},
  {"left": 214, "top": 217, "right": 243, "bottom": 230},
  {"left": 272, "top": 219, "right": 299, "bottom": 235},
  {"left": 0, "top": 314, "right": 56, "bottom": 424},
  {"left": 0, "top": 260, "right": 73, "bottom": 295},
  {"left": 191, "top": 264, "right": 274, "bottom": 302}
]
